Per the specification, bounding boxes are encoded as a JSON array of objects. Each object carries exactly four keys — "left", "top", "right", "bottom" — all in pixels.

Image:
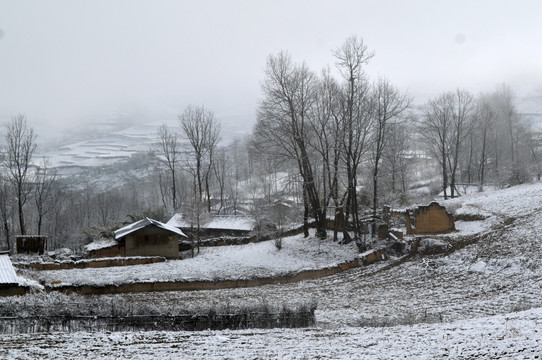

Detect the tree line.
[{"left": 2, "top": 35, "right": 539, "bottom": 252}]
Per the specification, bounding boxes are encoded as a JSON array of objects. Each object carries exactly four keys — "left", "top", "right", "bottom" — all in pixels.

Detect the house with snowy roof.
[
  {"left": 167, "top": 214, "right": 254, "bottom": 239},
  {"left": 0, "top": 253, "right": 25, "bottom": 296},
  {"left": 88, "top": 218, "right": 187, "bottom": 259}
]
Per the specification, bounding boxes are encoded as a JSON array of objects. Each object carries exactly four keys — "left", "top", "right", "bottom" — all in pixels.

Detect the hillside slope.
[{"left": 2, "top": 182, "right": 542, "bottom": 358}]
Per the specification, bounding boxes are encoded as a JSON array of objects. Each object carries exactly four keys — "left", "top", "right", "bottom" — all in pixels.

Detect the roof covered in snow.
[
  {"left": 0, "top": 254, "right": 18, "bottom": 285},
  {"left": 167, "top": 214, "right": 254, "bottom": 231},
  {"left": 114, "top": 218, "right": 187, "bottom": 240}
]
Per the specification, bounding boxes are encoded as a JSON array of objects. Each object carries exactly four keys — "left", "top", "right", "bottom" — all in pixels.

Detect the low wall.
[
  {"left": 15, "top": 257, "right": 166, "bottom": 271},
  {"left": 358, "top": 248, "right": 386, "bottom": 266}
]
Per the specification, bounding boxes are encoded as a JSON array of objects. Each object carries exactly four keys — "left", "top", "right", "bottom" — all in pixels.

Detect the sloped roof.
[
  {"left": 167, "top": 214, "right": 254, "bottom": 231},
  {"left": 114, "top": 218, "right": 187, "bottom": 240},
  {"left": 0, "top": 254, "right": 19, "bottom": 285}
]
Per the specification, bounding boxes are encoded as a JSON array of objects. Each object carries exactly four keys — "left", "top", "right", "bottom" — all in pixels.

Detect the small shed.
[
  {"left": 114, "top": 218, "right": 187, "bottom": 259},
  {"left": 16, "top": 236, "right": 47, "bottom": 255}
]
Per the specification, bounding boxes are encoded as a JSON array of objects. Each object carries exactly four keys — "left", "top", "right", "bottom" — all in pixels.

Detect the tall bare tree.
[
  {"left": 381, "top": 121, "right": 413, "bottom": 198},
  {"left": 4, "top": 115, "right": 36, "bottom": 235},
  {"left": 179, "top": 105, "right": 220, "bottom": 213},
  {"left": 474, "top": 93, "right": 496, "bottom": 189},
  {"left": 156, "top": 123, "right": 180, "bottom": 212},
  {"left": 369, "top": 77, "right": 410, "bottom": 217},
  {"left": 447, "top": 89, "right": 474, "bottom": 198},
  {"left": 309, "top": 68, "right": 344, "bottom": 240},
  {"left": 334, "top": 35, "right": 373, "bottom": 242},
  {"left": 0, "top": 180, "right": 14, "bottom": 251},
  {"left": 420, "top": 94, "right": 453, "bottom": 199},
  {"left": 33, "top": 158, "right": 58, "bottom": 235},
  {"left": 255, "top": 51, "right": 327, "bottom": 239}
]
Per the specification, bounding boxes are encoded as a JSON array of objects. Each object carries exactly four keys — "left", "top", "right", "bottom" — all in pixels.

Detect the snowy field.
[
  {"left": 1, "top": 307, "right": 541, "bottom": 359},
  {"left": 3, "top": 182, "right": 542, "bottom": 358},
  {"left": 27, "top": 234, "right": 358, "bottom": 287}
]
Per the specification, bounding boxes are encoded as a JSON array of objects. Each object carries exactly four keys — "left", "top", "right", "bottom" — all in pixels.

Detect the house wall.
[
  {"left": 411, "top": 202, "right": 455, "bottom": 234},
  {"left": 0, "top": 285, "right": 27, "bottom": 297},
  {"left": 181, "top": 228, "right": 251, "bottom": 239},
  {"left": 125, "top": 227, "right": 179, "bottom": 259},
  {"left": 89, "top": 245, "right": 125, "bottom": 259},
  {"left": 16, "top": 236, "right": 47, "bottom": 255}
]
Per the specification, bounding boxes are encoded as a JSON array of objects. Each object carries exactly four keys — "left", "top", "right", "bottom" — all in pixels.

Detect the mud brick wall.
[{"left": 412, "top": 202, "right": 455, "bottom": 234}]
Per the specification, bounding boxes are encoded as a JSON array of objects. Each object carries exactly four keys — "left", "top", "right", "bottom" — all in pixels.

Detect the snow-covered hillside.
[{"left": 3, "top": 182, "right": 542, "bottom": 358}]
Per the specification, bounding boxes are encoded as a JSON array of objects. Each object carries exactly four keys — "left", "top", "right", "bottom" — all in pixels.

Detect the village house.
[
  {"left": 0, "top": 253, "right": 25, "bottom": 296},
  {"left": 88, "top": 218, "right": 187, "bottom": 259},
  {"left": 167, "top": 214, "right": 254, "bottom": 239}
]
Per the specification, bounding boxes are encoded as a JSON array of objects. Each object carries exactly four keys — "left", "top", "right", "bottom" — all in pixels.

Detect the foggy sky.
[{"left": 1, "top": 0, "right": 541, "bottom": 130}]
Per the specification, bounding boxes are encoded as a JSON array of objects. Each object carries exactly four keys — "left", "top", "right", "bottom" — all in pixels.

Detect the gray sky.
[{"left": 1, "top": 0, "right": 541, "bottom": 129}]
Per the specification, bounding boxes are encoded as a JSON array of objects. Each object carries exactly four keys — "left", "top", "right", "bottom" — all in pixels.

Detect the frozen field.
[{"left": 2, "top": 182, "right": 542, "bottom": 358}]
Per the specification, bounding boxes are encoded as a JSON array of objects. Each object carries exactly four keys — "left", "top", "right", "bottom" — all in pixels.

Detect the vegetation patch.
[{"left": 0, "top": 293, "right": 316, "bottom": 333}]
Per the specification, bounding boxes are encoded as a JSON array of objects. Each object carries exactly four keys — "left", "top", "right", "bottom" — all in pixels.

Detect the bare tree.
[
  {"left": 447, "top": 89, "right": 474, "bottom": 198},
  {"left": 309, "top": 67, "right": 344, "bottom": 241},
  {"left": 472, "top": 93, "right": 496, "bottom": 189},
  {"left": 156, "top": 123, "right": 180, "bottom": 212},
  {"left": 369, "top": 77, "right": 410, "bottom": 219},
  {"left": 255, "top": 51, "right": 327, "bottom": 239},
  {"left": 381, "top": 121, "right": 413, "bottom": 199},
  {"left": 419, "top": 94, "right": 453, "bottom": 200},
  {"left": 3, "top": 115, "right": 37, "bottom": 235},
  {"left": 212, "top": 147, "right": 227, "bottom": 214},
  {"left": 179, "top": 105, "right": 220, "bottom": 213},
  {"left": 33, "top": 158, "right": 58, "bottom": 235},
  {"left": 419, "top": 90, "right": 474, "bottom": 199},
  {"left": 334, "top": 35, "right": 373, "bottom": 242},
  {"left": 0, "top": 180, "right": 14, "bottom": 251}
]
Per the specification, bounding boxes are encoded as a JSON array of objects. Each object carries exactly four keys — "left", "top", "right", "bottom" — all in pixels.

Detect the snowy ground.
[
  {"left": 1, "top": 307, "right": 541, "bottom": 359},
  {"left": 3, "top": 182, "right": 542, "bottom": 358},
  {"left": 25, "top": 234, "right": 358, "bottom": 287}
]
